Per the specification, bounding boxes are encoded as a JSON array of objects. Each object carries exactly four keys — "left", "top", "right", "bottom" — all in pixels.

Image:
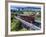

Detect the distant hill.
[{"left": 11, "top": 6, "right": 41, "bottom": 13}]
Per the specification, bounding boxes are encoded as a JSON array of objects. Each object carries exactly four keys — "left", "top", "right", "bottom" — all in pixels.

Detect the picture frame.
[{"left": 5, "top": 1, "right": 45, "bottom": 36}]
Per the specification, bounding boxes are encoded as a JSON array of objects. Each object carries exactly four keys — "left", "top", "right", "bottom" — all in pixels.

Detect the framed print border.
[{"left": 5, "top": 1, "right": 45, "bottom": 36}]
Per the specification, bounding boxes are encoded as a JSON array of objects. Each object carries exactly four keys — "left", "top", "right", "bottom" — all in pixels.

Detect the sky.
[
  {"left": 11, "top": 5, "right": 41, "bottom": 9},
  {"left": 10, "top": 5, "right": 41, "bottom": 12}
]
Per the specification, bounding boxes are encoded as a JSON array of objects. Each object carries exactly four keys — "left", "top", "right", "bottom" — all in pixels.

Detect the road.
[{"left": 14, "top": 16, "right": 41, "bottom": 30}]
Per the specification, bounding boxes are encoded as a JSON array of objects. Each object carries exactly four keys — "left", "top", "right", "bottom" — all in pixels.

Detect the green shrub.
[
  {"left": 15, "top": 20, "right": 22, "bottom": 31},
  {"left": 11, "top": 19, "right": 22, "bottom": 31}
]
